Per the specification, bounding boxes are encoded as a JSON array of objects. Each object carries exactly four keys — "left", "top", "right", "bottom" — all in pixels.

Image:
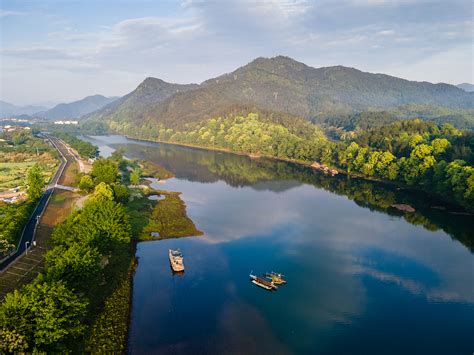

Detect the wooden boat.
[
  {"left": 169, "top": 249, "right": 184, "bottom": 272},
  {"left": 265, "top": 271, "right": 286, "bottom": 285},
  {"left": 249, "top": 272, "right": 277, "bottom": 290}
]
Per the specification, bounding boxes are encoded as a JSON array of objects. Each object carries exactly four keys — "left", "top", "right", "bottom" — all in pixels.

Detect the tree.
[
  {"left": 45, "top": 243, "right": 102, "bottom": 292},
  {"left": 113, "top": 184, "right": 130, "bottom": 203},
  {"left": 90, "top": 182, "right": 115, "bottom": 202},
  {"left": 130, "top": 168, "right": 141, "bottom": 186},
  {"left": 78, "top": 175, "right": 94, "bottom": 192},
  {"left": 91, "top": 158, "right": 118, "bottom": 184},
  {"left": 11, "top": 131, "right": 28, "bottom": 145},
  {"left": 431, "top": 138, "right": 450, "bottom": 156},
  {"left": 110, "top": 149, "right": 127, "bottom": 170},
  {"left": 0, "top": 281, "right": 88, "bottom": 352},
  {"left": 0, "top": 329, "right": 29, "bottom": 353},
  {"left": 0, "top": 239, "right": 15, "bottom": 257},
  {"left": 27, "top": 164, "right": 45, "bottom": 201}
]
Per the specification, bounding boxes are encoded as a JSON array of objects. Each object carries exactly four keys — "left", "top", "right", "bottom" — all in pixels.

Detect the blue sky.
[{"left": 1, "top": 0, "right": 472, "bottom": 105}]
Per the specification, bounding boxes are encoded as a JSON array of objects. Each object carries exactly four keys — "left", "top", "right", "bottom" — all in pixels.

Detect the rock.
[
  {"left": 391, "top": 204, "right": 416, "bottom": 212},
  {"left": 311, "top": 162, "right": 338, "bottom": 176}
]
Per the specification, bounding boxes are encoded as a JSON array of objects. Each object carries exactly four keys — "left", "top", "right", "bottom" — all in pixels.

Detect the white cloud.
[
  {"left": 0, "top": 10, "right": 24, "bottom": 18},
  {"left": 1, "top": 0, "right": 472, "bottom": 103},
  {"left": 377, "top": 29, "right": 395, "bottom": 36},
  {"left": 1, "top": 46, "right": 73, "bottom": 59},
  {"left": 384, "top": 44, "right": 474, "bottom": 84}
]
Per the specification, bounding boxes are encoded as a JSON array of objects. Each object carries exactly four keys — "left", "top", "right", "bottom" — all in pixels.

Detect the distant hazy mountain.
[
  {"left": 457, "top": 83, "right": 474, "bottom": 92},
  {"left": 85, "top": 78, "right": 198, "bottom": 122},
  {"left": 87, "top": 56, "right": 474, "bottom": 130},
  {"left": 38, "top": 95, "right": 118, "bottom": 120},
  {"left": 0, "top": 100, "right": 47, "bottom": 118}
]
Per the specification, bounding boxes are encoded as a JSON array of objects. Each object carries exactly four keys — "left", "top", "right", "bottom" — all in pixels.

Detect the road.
[{"left": 0, "top": 134, "right": 72, "bottom": 271}]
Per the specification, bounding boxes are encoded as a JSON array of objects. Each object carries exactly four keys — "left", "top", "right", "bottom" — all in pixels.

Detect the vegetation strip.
[
  {"left": 0, "top": 147, "right": 203, "bottom": 352},
  {"left": 103, "top": 113, "right": 474, "bottom": 211}
]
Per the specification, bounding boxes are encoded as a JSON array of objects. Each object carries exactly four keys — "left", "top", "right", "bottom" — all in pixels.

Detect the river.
[{"left": 82, "top": 135, "right": 474, "bottom": 354}]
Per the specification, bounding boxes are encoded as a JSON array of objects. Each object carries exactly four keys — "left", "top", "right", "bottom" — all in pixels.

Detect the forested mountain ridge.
[
  {"left": 37, "top": 95, "right": 118, "bottom": 120},
  {"left": 80, "top": 56, "right": 474, "bottom": 210},
  {"left": 86, "top": 56, "right": 474, "bottom": 130},
  {"left": 85, "top": 78, "right": 198, "bottom": 125}
]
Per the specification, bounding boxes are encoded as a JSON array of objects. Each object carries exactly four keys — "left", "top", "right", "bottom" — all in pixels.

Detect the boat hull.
[
  {"left": 169, "top": 249, "right": 185, "bottom": 272},
  {"left": 249, "top": 273, "right": 277, "bottom": 290},
  {"left": 251, "top": 279, "right": 272, "bottom": 290}
]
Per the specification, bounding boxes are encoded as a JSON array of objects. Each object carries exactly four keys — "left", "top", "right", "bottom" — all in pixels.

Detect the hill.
[
  {"left": 0, "top": 100, "right": 47, "bottom": 118},
  {"left": 84, "top": 78, "right": 198, "bottom": 124},
  {"left": 457, "top": 83, "right": 474, "bottom": 92},
  {"left": 37, "top": 95, "right": 118, "bottom": 120},
  {"left": 87, "top": 56, "right": 474, "bottom": 130}
]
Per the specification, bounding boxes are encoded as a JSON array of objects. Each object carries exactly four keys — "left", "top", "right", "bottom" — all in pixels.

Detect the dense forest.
[
  {"left": 321, "top": 104, "right": 474, "bottom": 131},
  {"left": 106, "top": 112, "right": 474, "bottom": 211}
]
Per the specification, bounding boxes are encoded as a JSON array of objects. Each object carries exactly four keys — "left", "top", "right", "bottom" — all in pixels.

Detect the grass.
[
  {"left": 141, "top": 189, "right": 202, "bottom": 240},
  {"left": 0, "top": 154, "right": 58, "bottom": 192},
  {"left": 40, "top": 190, "right": 80, "bottom": 227},
  {"left": 86, "top": 257, "right": 137, "bottom": 353},
  {"left": 138, "top": 160, "right": 174, "bottom": 180},
  {"left": 0, "top": 162, "right": 34, "bottom": 190},
  {"left": 126, "top": 187, "right": 202, "bottom": 241}
]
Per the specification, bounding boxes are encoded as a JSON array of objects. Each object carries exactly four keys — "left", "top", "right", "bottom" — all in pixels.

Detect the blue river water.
[{"left": 83, "top": 135, "right": 474, "bottom": 355}]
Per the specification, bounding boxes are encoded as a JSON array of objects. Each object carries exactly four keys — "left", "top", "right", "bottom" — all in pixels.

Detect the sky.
[{"left": 1, "top": 0, "right": 473, "bottom": 106}]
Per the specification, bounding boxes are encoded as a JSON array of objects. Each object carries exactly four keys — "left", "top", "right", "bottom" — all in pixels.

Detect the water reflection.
[
  {"left": 83, "top": 135, "right": 474, "bottom": 252},
  {"left": 82, "top": 135, "right": 474, "bottom": 354}
]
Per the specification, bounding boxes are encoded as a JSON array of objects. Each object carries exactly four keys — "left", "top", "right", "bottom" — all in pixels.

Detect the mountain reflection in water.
[{"left": 81, "top": 135, "right": 474, "bottom": 354}]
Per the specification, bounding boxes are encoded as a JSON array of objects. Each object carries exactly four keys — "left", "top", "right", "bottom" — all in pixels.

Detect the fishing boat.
[
  {"left": 169, "top": 249, "right": 184, "bottom": 272},
  {"left": 249, "top": 272, "right": 277, "bottom": 290},
  {"left": 265, "top": 271, "right": 286, "bottom": 285}
]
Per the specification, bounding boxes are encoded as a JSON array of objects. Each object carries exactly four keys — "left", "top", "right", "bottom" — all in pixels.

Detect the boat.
[
  {"left": 249, "top": 272, "right": 277, "bottom": 290},
  {"left": 169, "top": 249, "right": 185, "bottom": 272},
  {"left": 265, "top": 271, "right": 286, "bottom": 285}
]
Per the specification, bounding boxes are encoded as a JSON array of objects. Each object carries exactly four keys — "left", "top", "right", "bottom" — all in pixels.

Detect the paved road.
[{"left": 0, "top": 134, "right": 70, "bottom": 271}]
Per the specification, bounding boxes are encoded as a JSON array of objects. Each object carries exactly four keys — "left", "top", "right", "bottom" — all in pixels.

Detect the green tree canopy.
[
  {"left": 27, "top": 163, "right": 45, "bottom": 201},
  {"left": 91, "top": 158, "right": 119, "bottom": 185},
  {"left": 0, "top": 281, "right": 88, "bottom": 352}
]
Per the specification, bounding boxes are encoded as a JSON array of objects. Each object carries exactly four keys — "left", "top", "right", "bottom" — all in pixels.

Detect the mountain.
[
  {"left": 457, "top": 83, "right": 474, "bottom": 92},
  {"left": 38, "top": 95, "right": 118, "bottom": 120},
  {"left": 84, "top": 78, "right": 198, "bottom": 123},
  {"left": 87, "top": 56, "right": 474, "bottom": 130},
  {"left": 0, "top": 100, "right": 47, "bottom": 118}
]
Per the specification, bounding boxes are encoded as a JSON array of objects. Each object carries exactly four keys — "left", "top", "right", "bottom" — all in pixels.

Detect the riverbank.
[{"left": 111, "top": 133, "right": 472, "bottom": 213}]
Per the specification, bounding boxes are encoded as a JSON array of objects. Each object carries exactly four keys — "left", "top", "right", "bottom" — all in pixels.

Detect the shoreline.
[{"left": 102, "top": 132, "right": 471, "bottom": 214}]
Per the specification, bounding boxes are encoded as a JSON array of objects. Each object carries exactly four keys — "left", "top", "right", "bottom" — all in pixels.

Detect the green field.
[
  {"left": 0, "top": 161, "right": 57, "bottom": 192},
  {"left": 0, "top": 161, "right": 36, "bottom": 190}
]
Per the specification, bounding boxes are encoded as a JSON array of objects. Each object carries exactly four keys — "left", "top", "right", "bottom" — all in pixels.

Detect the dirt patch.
[
  {"left": 40, "top": 189, "right": 80, "bottom": 227},
  {"left": 58, "top": 160, "right": 78, "bottom": 186}
]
